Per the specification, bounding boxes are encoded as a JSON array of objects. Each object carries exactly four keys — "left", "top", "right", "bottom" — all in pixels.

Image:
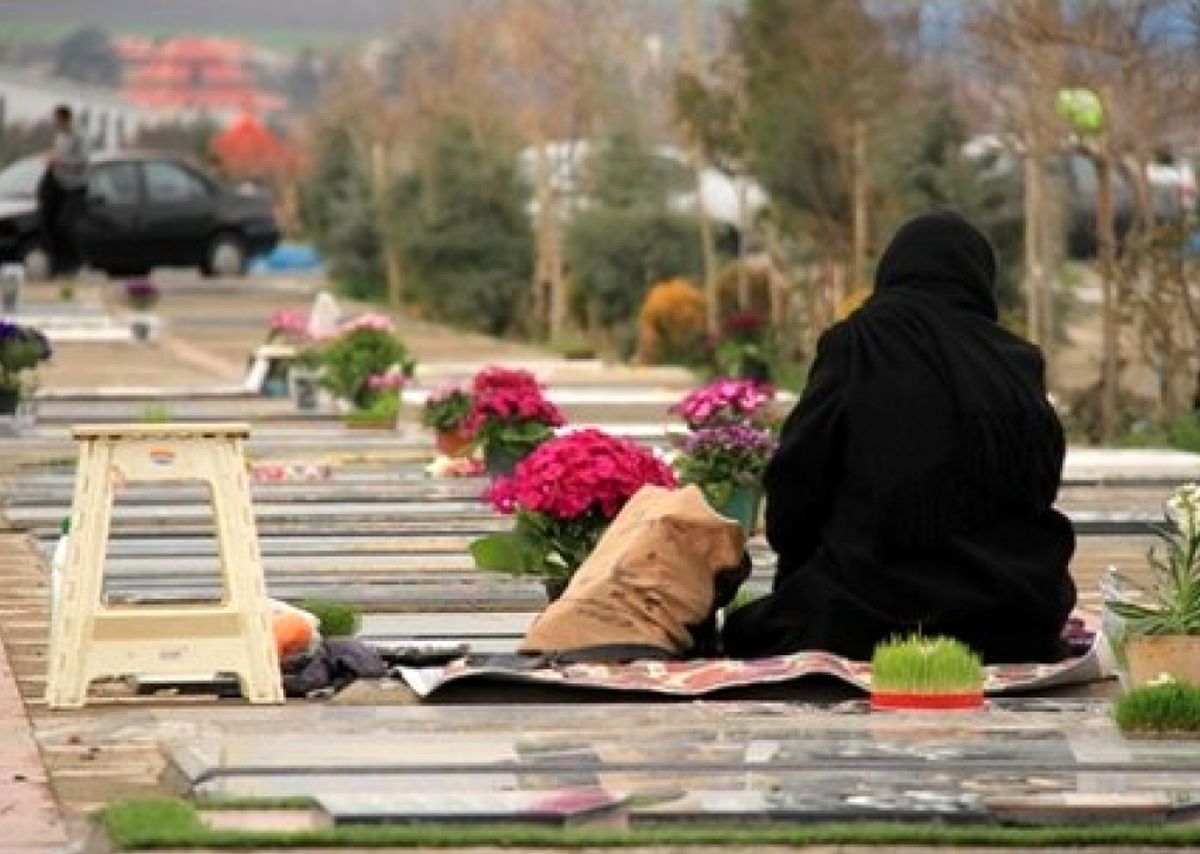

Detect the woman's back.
[{"left": 722, "top": 212, "right": 1077, "bottom": 663}]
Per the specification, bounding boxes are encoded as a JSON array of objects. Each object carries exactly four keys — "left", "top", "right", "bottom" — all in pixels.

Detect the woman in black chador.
[{"left": 722, "top": 211, "right": 1077, "bottom": 664}]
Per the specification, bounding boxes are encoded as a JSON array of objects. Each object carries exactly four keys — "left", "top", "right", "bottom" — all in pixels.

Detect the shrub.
[{"left": 636, "top": 278, "right": 708, "bottom": 365}]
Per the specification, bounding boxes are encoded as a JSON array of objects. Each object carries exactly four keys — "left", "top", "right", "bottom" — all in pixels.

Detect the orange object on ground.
[{"left": 270, "top": 600, "right": 319, "bottom": 659}]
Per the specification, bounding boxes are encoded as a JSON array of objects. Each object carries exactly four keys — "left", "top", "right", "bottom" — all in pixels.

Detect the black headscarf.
[{"left": 848, "top": 211, "right": 1063, "bottom": 546}]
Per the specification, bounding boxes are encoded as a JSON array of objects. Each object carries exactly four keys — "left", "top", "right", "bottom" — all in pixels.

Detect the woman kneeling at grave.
[{"left": 722, "top": 211, "right": 1077, "bottom": 664}]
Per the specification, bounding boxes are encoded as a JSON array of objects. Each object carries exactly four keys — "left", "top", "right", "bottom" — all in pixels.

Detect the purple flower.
[
  {"left": 124, "top": 279, "right": 159, "bottom": 298},
  {"left": 682, "top": 423, "right": 778, "bottom": 457}
]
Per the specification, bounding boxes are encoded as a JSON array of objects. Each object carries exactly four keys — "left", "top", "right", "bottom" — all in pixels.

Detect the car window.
[
  {"left": 87, "top": 162, "right": 140, "bottom": 205},
  {"left": 0, "top": 156, "right": 45, "bottom": 198},
  {"left": 145, "top": 162, "right": 208, "bottom": 203}
]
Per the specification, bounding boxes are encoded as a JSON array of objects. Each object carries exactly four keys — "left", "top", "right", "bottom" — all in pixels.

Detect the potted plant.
[
  {"left": 870, "top": 634, "right": 985, "bottom": 711},
  {"left": 343, "top": 372, "right": 404, "bottom": 429},
  {"left": 673, "top": 423, "right": 776, "bottom": 535},
  {"left": 669, "top": 377, "right": 777, "bottom": 430},
  {"left": 1114, "top": 676, "right": 1200, "bottom": 738},
  {"left": 713, "top": 311, "right": 775, "bottom": 382},
  {"left": 313, "top": 313, "right": 416, "bottom": 417},
  {"left": 465, "top": 366, "right": 566, "bottom": 475},
  {"left": 0, "top": 320, "right": 51, "bottom": 416},
  {"left": 471, "top": 429, "right": 677, "bottom": 599},
  {"left": 420, "top": 384, "right": 475, "bottom": 456},
  {"left": 1107, "top": 483, "right": 1200, "bottom": 688},
  {"left": 123, "top": 278, "right": 160, "bottom": 311}
]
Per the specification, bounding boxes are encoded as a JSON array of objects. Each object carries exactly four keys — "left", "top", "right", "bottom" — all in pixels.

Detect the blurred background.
[{"left": 2, "top": 0, "right": 1199, "bottom": 444}]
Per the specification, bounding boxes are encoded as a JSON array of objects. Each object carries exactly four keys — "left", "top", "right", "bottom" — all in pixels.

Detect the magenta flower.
[
  {"left": 669, "top": 378, "right": 776, "bottom": 429},
  {"left": 485, "top": 429, "right": 677, "bottom": 522}
]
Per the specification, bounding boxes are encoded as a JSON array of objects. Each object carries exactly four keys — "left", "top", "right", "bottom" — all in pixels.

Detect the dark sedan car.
[{"left": 0, "top": 151, "right": 280, "bottom": 279}]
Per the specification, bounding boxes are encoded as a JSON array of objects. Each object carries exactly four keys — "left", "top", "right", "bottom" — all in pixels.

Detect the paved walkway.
[{"left": 0, "top": 527, "right": 65, "bottom": 853}]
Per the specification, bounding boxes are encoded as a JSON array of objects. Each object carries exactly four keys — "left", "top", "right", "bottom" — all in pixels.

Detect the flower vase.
[
  {"left": 436, "top": 426, "right": 474, "bottom": 457},
  {"left": 484, "top": 442, "right": 525, "bottom": 476},
  {"left": 1125, "top": 635, "right": 1200, "bottom": 688},
  {"left": 709, "top": 485, "right": 763, "bottom": 535},
  {"left": 0, "top": 386, "right": 18, "bottom": 415}
]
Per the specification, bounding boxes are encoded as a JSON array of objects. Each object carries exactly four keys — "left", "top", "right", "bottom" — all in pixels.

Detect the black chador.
[{"left": 723, "top": 211, "right": 1077, "bottom": 664}]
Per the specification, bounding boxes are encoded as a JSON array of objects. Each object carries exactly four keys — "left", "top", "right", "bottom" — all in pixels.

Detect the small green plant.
[
  {"left": 1114, "top": 678, "right": 1200, "bottom": 735},
  {"left": 1108, "top": 483, "right": 1200, "bottom": 635},
  {"left": 297, "top": 599, "right": 360, "bottom": 637},
  {"left": 343, "top": 393, "right": 399, "bottom": 426},
  {"left": 871, "top": 635, "right": 984, "bottom": 694},
  {"left": 419, "top": 385, "right": 472, "bottom": 432},
  {"left": 58, "top": 281, "right": 75, "bottom": 302},
  {"left": 139, "top": 402, "right": 172, "bottom": 423}
]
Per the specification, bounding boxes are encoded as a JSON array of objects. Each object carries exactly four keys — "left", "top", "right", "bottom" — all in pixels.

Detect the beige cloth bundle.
[{"left": 520, "top": 484, "right": 747, "bottom": 656}]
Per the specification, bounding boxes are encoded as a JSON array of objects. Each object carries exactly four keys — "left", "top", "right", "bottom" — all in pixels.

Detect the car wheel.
[
  {"left": 19, "top": 239, "right": 52, "bottom": 281},
  {"left": 202, "top": 232, "right": 247, "bottom": 278}
]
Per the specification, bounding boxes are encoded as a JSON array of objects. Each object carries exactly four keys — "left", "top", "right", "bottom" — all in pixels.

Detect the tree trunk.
[
  {"left": 851, "top": 117, "right": 869, "bottom": 293},
  {"left": 693, "top": 157, "right": 720, "bottom": 336},
  {"left": 371, "top": 142, "right": 403, "bottom": 309},
  {"left": 531, "top": 143, "right": 553, "bottom": 340},
  {"left": 1096, "top": 148, "right": 1120, "bottom": 444},
  {"left": 1023, "top": 149, "right": 1045, "bottom": 348}
]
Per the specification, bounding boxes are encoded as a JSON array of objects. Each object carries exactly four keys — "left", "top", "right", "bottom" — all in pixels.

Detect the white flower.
[
  {"left": 1167, "top": 483, "right": 1200, "bottom": 540},
  {"left": 1149, "top": 672, "right": 1178, "bottom": 687}
]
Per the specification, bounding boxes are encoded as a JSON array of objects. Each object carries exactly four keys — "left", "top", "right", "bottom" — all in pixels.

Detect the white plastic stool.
[{"left": 46, "top": 423, "right": 284, "bottom": 708}]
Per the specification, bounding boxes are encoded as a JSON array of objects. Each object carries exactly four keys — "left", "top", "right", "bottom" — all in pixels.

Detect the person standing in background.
[{"left": 37, "top": 104, "right": 89, "bottom": 277}]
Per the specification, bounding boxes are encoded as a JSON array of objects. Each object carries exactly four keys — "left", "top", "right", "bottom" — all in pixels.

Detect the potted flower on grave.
[
  {"left": 471, "top": 429, "right": 677, "bottom": 600},
  {"left": 420, "top": 383, "right": 475, "bottom": 457},
  {"left": 1106, "top": 483, "right": 1200, "bottom": 688},
  {"left": 465, "top": 366, "right": 566, "bottom": 475},
  {"left": 343, "top": 370, "right": 405, "bottom": 430},
  {"left": 713, "top": 311, "right": 775, "bottom": 383},
  {"left": 1114, "top": 676, "right": 1200, "bottom": 738},
  {"left": 673, "top": 422, "right": 776, "bottom": 535},
  {"left": 870, "top": 634, "right": 985, "bottom": 711},
  {"left": 313, "top": 313, "right": 416, "bottom": 421},
  {"left": 123, "top": 278, "right": 160, "bottom": 311},
  {"left": 669, "top": 377, "right": 777, "bottom": 430},
  {"left": 0, "top": 320, "right": 51, "bottom": 416}
]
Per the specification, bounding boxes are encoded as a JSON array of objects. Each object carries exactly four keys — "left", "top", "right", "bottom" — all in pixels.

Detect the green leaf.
[{"left": 470, "top": 532, "right": 545, "bottom": 576}]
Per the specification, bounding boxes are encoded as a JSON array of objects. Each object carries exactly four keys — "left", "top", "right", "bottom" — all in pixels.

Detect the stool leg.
[
  {"left": 211, "top": 438, "right": 283, "bottom": 703},
  {"left": 46, "top": 439, "right": 112, "bottom": 709}
]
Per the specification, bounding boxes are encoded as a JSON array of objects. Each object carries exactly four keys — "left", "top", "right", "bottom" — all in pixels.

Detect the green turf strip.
[{"left": 103, "top": 798, "right": 1200, "bottom": 849}]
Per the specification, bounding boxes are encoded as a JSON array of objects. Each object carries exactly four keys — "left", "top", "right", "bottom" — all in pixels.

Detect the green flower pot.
[
  {"left": 484, "top": 442, "right": 526, "bottom": 476},
  {"left": 709, "top": 485, "right": 762, "bottom": 535}
]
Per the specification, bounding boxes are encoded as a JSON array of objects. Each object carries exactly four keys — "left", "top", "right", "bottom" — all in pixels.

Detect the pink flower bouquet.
[
  {"left": 471, "top": 429, "right": 676, "bottom": 591},
  {"left": 669, "top": 378, "right": 776, "bottom": 430},
  {"left": 465, "top": 366, "right": 566, "bottom": 473}
]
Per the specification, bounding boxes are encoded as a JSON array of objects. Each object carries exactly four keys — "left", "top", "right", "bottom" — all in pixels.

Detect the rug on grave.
[{"left": 397, "top": 627, "right": 1116, "bottom": 701}]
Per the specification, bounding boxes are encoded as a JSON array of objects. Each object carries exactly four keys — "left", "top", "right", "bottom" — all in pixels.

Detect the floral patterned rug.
[{"left": 398, "top": 630, "right": 1115, "bottom": 701}]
